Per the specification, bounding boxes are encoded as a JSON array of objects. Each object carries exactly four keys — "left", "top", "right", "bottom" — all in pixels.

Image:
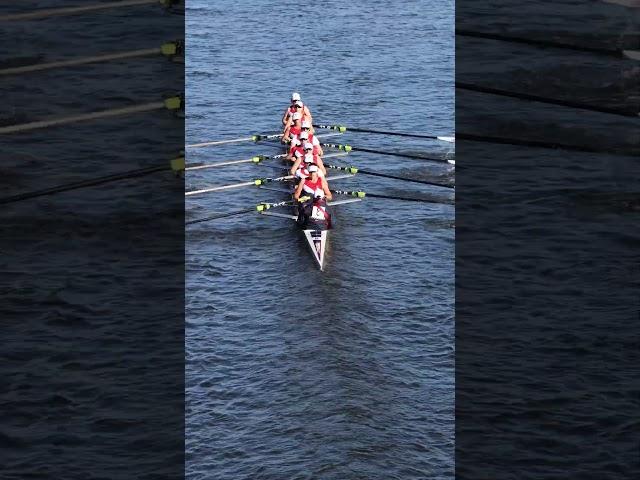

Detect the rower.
[
  {"left": 294, "top": 164, "right": 332, "bottom": 200},
  {"left": 290, "top": 142, "right": 326, "bottom": 176},
  {"left": 298, "top": 128, "right": 324, "bottom": 156},
  {"left": 282, "top": 92, "right": 313, "bottom": 127},
  {"left": 287, "top": 137, "right": 304, "bottom": 162},
  {"left": 283, "top": 112, "right": 302, "bottom": 143}
]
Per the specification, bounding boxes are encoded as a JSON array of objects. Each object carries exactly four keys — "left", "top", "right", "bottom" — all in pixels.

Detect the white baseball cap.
[
  {"left": 299, "top": 131, "right": 309, "bottom": 140},
  {"left": 301, "top": 120, "right": 311, "bottom": 129},
  {"left": 291, "top": 92, "right": 301, "bottom": 101},
  {"left": 307, "top": 165, "right": 318, "bottom": 173},
  {"left": 292, "top": 112, "right": 302, "bottom": 121},
  {"left": 290, "top": 137, "right": 301, "bottom": 146},
  {"left": 303, "top": 142, "right": 313, "bottom": 150}
]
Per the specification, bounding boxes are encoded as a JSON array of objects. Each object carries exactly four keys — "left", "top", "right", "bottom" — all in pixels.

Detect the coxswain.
[
  {"left": 290, "top": 142, "right": 326, "bottom": 176},
  {"left": 298, "top": 127, "right": 324, "bottom": 156},
  {"left": 283, "top": 112, "right": 303, "bottom": 143},
  {"left": 282, "top": 92, "right": 313, "bottom": 127},
  {"left": 294, "top": 164, "right": 332, "bottom": 201}
]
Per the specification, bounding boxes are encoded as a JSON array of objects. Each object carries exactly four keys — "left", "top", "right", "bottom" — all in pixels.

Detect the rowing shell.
[
  {"left": 255, "top": 141, "right": 361, "bottom": 271},
  {"left": 257, "top": 155, "right": 358, "bottom": 270}
]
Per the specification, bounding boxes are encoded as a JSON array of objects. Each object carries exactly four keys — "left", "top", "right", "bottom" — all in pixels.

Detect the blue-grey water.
[{"left": 186, "top": 1, "right": 455, "bottom": 479}]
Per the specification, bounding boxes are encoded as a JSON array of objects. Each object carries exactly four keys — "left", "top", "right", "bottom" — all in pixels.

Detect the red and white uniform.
[
  {"left": 288, "top": 125, "right": 302, "bottom": 138},
  {"left": 301, "top": 176, "right": 326, "bottom": 198},
  {"left": 299, "top": 131, "right": 320, "bottom": 148},
  {"left": 295, "top": 162, "right": 324, "bottom": 179},
  {"left": 304, "top": 152, "right": 319, "bottom": 166},
  {"left": 289, "top": 144, "right": 304, "bottom": 159},
  {"left": 285, "top": 103, "right": 310, "bottom": 123}
]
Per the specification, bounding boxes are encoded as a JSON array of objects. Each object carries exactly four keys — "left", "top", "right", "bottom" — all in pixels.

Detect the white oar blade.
[
  {"left": 622, "top": 49, "right": 640, "bottom": 60},
  {"left": 437, "top": 136, "right": 455, "bottom": 143}
]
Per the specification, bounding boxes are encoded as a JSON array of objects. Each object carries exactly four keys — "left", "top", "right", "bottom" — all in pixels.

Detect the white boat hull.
[{"left": 303, "top": 229, "right": 327, "bottom": 270}]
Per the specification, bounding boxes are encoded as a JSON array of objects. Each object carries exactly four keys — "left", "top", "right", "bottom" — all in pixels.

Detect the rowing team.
[{"left": 281, "top": 92, "right": 332, "bottom": 206}]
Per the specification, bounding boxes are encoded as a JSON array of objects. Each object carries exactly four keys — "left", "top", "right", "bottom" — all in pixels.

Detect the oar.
[
  {"left": 332, "top": 190, "right": 454, "bottom": 205},
  {"left": 456, "top": 132, "right": 640, "bottom": 156},
  {"left": 0, "top": 96, "right": 182, "bottom": 134},
  {"left": 324, "top": 164, "right": 454, "bottom": 189},
  {"left": 0, "top": 0, "right": 158, "bottom": 21},
  {"left": 187, "top": 200, "right": 293, "bottom": 225},
  {"left": 314, "top": 124, "right": 455, "bottom": 142},
  {"left": 186, "top": 133, "right": 282, "bottom": 148},
  {"left": 0, "top": 155, "right": 184, "bottom": 205},
  {"left": 456, "top": 29, "right": 640, "bottom": 60},
  {"left": 187, "top": 151, "right": 352, "bottom": 172},
  {"left": 185, "top": 174, "right": 294, "bottom": 196},
  {"left": 321, "top": 143, "right": 454, "bottom": 164},
  {"left": 456, "top": 82, "right": 640, "bottom": 118},
  {"left": 185, "top": 153, "right": 289, "bottom": 171}
]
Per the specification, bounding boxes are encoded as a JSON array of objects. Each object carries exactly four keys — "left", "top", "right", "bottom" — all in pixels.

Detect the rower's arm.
[
  {"left": 282, "top": 107, "right": 290, "bottom": 126},
  {"left": 283, "top": 116, "right": 294, "bottom": 140},
  {"left": 322, "top": 178, "right": 333, "bottom": 200},
  {"left": 305, "top": 106, "right": 314, "bottom": 132},
  {"left": 316, "top": 157, "right": 327, "bottom": 176},
  {"left": 293, "top": 180, "right": 304, "bottom": 200},
  {"left": 290, "top": 158, "right": 301, "bottom": 175}
]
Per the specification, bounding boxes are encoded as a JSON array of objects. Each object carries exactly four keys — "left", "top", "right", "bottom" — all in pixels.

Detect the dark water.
[
  {"left": 456, "top": 1, "right": 640, "bottom": 478},
  {"left": 186, "top": 0, "right": 455, "bottom": 478},
  {"left": 1, "top": 3, "right": 184, "bottom": 479}
]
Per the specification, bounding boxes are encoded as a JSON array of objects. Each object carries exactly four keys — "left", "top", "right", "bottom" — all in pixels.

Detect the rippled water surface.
[{"left": 186, "top": 1, "right": 455, "bottom": 478}]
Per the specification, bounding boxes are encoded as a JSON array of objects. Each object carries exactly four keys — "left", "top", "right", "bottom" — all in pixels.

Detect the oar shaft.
[
  {"left": 332, "top": 189, "right": 454, "bottom": 205},
  {"left": 0, "top": 48, "right": 161, "bottom": 76},
  {"left": 315, "top": 124, "right": 454, "bottom": 141},
  {"left": 187, "top": 133, "right": 282, "bottom": 148},
  {"left": 186, "top": 157, "right": 257, "bottom": 170},
  {"left": 185, "top": 153, "right": 291, "bottom": 171},
  {"left": 322, "top": 143, "right": 450, "bottom": 163},
  {"left": 0, "top": 165, "right": 165, "bottom": 205},
  {"left": 0, "top": 101, "right": 168, "bottom": 134},
  {"left": 456, "top": 132, "right": 640, "bottom": 156},
  {"left": 187, "top": 200, "right": 294, "bottom": 225},
  {"left": 188, "top": 137, "right": 254, "bottom": 148},
  {"left": 324, "top": 164, "right": 453, "bottom": 189},
  {"left": 186, "top": 181, "right": 255, "bottom": 195},
  {"left": 456, "top": 82, "right": 640, "bottom": 118},
  {"left": 185, "top": 175, "right": 294, "bottom": 196},
  {"left": 0, "top": 0, "right": 157, "bottom": 21},
  {"left": 456, "top": 29, "right": 627, "bottom": 58},
  {"left": 187, "top": 208, "right": 256, "bottom": 224},
  {"left": 358, "top": 169, "right": 454, "bottom": 189}
]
